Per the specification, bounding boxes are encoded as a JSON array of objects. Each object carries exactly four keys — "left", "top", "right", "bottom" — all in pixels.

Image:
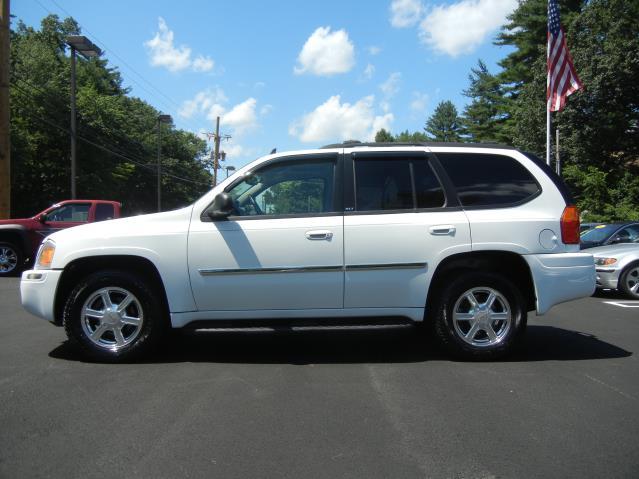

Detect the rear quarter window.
[{"left": 436, "top": 153, "right": 540, "bottom": 207}]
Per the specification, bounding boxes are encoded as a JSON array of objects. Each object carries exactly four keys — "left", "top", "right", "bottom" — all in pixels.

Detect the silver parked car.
[{"left": 591, "top": 243, "right": 639, "bottom": 299}]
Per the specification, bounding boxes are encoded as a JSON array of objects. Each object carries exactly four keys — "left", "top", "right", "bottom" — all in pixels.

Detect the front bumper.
[
  {"left": 524, "top": 253, "right": 596, "bottom": 315},
  {"left": 595, "top": 268, "right": 620, "bottom": 289},
  {"left": 20, "top": 269, "right": 63, "bottom": 323}
]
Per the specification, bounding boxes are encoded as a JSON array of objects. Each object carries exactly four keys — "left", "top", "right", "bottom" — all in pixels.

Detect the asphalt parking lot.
[{"left": 1, "top": 277, "right": 638, "bottom": 479}]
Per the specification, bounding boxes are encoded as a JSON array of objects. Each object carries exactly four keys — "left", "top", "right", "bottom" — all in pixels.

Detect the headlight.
[
  {"left": 35, "top": 240, "right": 56, "bottom": 269},
  {"left": 594, "top": 257, "right": 617, "bottom": 266}
]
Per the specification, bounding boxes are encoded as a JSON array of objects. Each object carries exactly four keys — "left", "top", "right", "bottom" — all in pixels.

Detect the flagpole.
[{"left": 546, "top": 106, "right": 551, "bottom": 166}]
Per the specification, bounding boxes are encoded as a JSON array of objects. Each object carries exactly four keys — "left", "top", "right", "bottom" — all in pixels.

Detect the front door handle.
[
  {"left": 429, "top": 225, "right": 456, "bottom": 236},
  {"left": 306, "top": 230, "right": 333, "bottom": 241}
]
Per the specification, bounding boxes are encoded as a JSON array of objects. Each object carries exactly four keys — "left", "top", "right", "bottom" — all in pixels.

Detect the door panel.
[
  {"left": 344, "top": 211, "right": 471, "bottom": 308},
  {"left": 188, "top": 216, "right": 344, "bottom": 311}
]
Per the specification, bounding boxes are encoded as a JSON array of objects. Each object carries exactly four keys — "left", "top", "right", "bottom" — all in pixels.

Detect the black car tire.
[
  {"left": 63, "top": 270, "right": 168, "bottom": 362},
  {"left": 433, "top": 272, "right": 527, "bottom": 361},
  {"left": 619, "top": 262, "right": 639, "bottom": 300}
]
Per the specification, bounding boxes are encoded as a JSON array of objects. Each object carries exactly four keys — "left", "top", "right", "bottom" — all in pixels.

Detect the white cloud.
[
  {"left": 364, "top": 63, "right": 375, "bottom": 80},
  {"left": 145, "top": 17, "right": 217, "bottom": 72},
  {"left": 294, "top": 27, "right": 355, "bottom": 76},
  {"left": 390, "top": 0, "right": 424, "bottom": 28},
  {"left": 419, "top": 0, "right": 517, "bottom": 57},
  {"left": 222, "top": 98, "right": 258, "bottom": 135},
  {"left": 289, "top": 95, "right": 393, "bottom": 143},
  {"left": 410, "top": 91, "right": 429, "bottom": 113},
  {"left": 192, "top": 55, "right": 214, "bottom": 72},
  {"left": 144, "top": 18, "right": 191, "bottom": 71},
  {"left": 380, "top": 72, "right": 402, "bottom": 98},
  {"left": 178, "top": 87, "right": 227, "bottom": 119},
  {"left": 368, "top": 46, "right": 382, "bottom": 56},
  {"left": 260, "top": 104, "right": 273, "bottom": 115}
]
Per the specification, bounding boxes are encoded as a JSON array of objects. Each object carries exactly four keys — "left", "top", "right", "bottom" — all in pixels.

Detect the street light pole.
[
  {"left": 65, "top": 36, "right": 101, "bottom": 199},
  {"left": 69, "top": 45, "right": 77, "bottom": 199}
]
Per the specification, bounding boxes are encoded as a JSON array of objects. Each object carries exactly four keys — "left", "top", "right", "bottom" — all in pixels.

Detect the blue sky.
[{"left": 14, "top": 0, "right": 517, "bottom": 169}]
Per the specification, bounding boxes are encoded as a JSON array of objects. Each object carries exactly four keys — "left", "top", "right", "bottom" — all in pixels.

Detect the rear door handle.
[
  {"left": 305, "top": 230, "right": 333, "bottom": 241},
  {"left": 429, "top": 225, "right": 456, "bottom": 236}
]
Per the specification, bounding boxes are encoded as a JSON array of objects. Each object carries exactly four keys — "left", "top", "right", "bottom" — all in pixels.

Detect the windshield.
[{"left": 580, "top": 224, "right": 618, "bottom": 243}]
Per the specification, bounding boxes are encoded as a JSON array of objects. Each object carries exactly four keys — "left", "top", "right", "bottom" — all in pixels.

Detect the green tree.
[
  {"left": 424, "top": 101, "right": 464, "bottom": 142},
  {"left": 374, "top": 128, "right": 394, "bottom": 142},
  {"left": 509, "top": 0, "right": 639, "bottom": 221},
  {"left": 462, "top": 60, "right": 508, "bottom": 143},
  {"left": 395, "top": 130, "right": 428, "bottom": 142},
  {"left": 9, "top": 15, "right": 211, "bottom": 217}
]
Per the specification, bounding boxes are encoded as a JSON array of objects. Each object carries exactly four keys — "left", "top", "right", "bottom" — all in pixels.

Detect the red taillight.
[{"left": 561, "top": 205, "right": 580, "bottom": 244}]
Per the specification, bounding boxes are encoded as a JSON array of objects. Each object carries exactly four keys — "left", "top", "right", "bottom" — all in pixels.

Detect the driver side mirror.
[{"left": 206, "top": 193, "right": 235, "bottom": 220}]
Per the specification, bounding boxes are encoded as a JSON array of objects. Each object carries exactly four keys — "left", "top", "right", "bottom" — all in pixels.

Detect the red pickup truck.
[{"left": 0, "top": 200, "right": 121, "bottom": 276}]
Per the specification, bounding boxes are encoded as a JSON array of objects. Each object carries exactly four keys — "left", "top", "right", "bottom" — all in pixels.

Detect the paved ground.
[{"left": 1, "top": 277, "right": 638, "bottom": 479}]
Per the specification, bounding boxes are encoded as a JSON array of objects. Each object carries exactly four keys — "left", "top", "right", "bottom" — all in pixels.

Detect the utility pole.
[
  {"left": 0, "top": 0, "right": 10, "bottom": 218},
  {"left": 69, "top": 45, "right": 77, "bottom": 199},
  {"left": 206, "top": 116, "right": 231, "bottom": 187},
  {"left": 213, "top": 116, "right": 220, "bottom": 187},
  {"left": 555, "top": 128, "right": 561, "bottom": 176}
]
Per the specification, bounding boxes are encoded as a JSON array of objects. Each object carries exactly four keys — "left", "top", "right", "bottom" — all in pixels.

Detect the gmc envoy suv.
[{"left": 21, "top": 142, "right": 596, "bottom": 361}]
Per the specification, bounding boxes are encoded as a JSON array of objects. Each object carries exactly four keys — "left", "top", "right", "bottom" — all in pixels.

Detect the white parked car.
[
  {"left": 21, "top": 142, "right": 596, "bottom": 361},
  {"left": 591, "top": 243, "right": 639, "bottom": 299}
]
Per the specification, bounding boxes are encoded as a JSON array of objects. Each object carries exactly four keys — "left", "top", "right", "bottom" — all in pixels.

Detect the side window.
[
  {"left": 227, "top": 159, "right": 335, "bottom": 217},
  {"left": 95, "top": 203, "right": 115, "bottom": 221},
  {"left": 436, "top": 153, "right": 540, "bottom": 207},
  {"left": 46, "top": 203, "right": 91, "bottom": 222},
  {"left": 615, "top": 225, "right": 639, "bottom": 243},
  {"left": 354, "top": 156, "right": 445, "bottom": 211}
]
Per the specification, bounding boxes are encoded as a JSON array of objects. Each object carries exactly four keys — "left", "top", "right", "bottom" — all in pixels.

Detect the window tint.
[
  {"left": 95, "top": 203, "right": 115, "bottom": 221},
  {"left": 413, "top": 160, "right": 446, "bottom": 208},
  {"left": 354, "top": 157, "right": 445, "bottom": 211},
  {"left": 46, "top": 203, "right": 90, "bottom": 222},
  {"left": 355, "top": 158, "right": 413, "bottom": 211},
  {"left": 228, "top": 159, "right": 335, "bottom": 216},
  {"left": 437, "top": 153, "right": 540, "bottom": 207}
]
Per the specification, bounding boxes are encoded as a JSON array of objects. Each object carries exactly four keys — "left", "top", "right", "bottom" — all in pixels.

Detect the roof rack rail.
[{"left": 320, "top": 141, "right": 515, "bottom": 150}]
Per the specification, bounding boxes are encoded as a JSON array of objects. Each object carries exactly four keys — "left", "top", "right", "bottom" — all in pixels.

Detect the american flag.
[{"left": 547, "top": 0, "right": 582, "bottom": 112}]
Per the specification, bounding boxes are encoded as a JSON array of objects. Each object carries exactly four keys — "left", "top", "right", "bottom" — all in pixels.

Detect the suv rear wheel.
[
  {"left": 63, "top": 270, "right": 168, "bottom": 362},
  {"left": 0, "top": 242, "right": 22, "bottom": 277},
  {"left": 433, "top": 272, "right": 526, "bottom": 360}
]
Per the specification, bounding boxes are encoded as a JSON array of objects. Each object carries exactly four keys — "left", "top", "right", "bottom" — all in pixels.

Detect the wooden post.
[
  {"left": 0, "top": 0, "right": 10, "bottom": 218},
  {"left": 213, "top": 116, "right": 220, "bottom": 187}
]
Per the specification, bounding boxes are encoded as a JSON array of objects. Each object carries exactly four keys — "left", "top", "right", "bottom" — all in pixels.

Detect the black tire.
[
  {"left": 619, "top": 262, "right": 639, "bottom": 300},
  {"left": 63, "top": 270, "right": 168, "bottom": 362},
  {"left": 433, "top": 272, "right": 527, "bottom": 361},
  {"left": 0, "top": 242, "right": 23, "bottom": 277}
]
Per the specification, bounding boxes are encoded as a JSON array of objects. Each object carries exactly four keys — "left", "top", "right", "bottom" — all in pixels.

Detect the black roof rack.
[{"left": 320, "top": 141, "right": 515, "bottom": 150}]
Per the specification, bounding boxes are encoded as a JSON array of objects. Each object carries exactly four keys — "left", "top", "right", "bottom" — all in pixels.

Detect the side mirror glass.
[{"left": 206, "top": 193, "right": 235, "bottom": 220}]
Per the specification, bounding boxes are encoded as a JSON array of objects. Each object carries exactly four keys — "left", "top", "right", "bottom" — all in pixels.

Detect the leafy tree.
[
  {"left": 424, "top": 101, "right": 464, "bottom": 142},
  {"left": 9, "top": 15, "right": 211, "bottom": 217},
  {"left": 395, "top": 130, "right": 428, "bottom": 142},
  {"left": 462, "top": 60, "right": 508, "bottom": 143},
  {"left": 374, "top": 128, "right": 394, "bottom": 142},
  {"left": 508, "top": 0, "right": 639, "bottom": 221}
]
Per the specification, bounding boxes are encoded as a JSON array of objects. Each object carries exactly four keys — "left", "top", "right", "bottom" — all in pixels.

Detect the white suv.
[{"left": 21, "top": 142, "right": 596, "bottom": 361}]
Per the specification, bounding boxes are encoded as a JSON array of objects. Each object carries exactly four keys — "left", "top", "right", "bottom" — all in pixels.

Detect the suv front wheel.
[
  {"left": 63, "top": 270, "right": 168, "bottom": 362},
  {"left": 433, "top": 272, "right": 526, "bottom": 360}
]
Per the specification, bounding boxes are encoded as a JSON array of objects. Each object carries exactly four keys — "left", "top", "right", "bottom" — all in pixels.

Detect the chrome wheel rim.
[
  {"left": 0, "top": 246, "right": 18, "bottom": 273},
  {"left": 452, "top": 287, "right": 512, "bottom": 348},
  {"left": 81, "top": 287, "right": 144, "bottom": 351},
  {"left": 624, "top": 266, "right": 639, "bottom": 297}
]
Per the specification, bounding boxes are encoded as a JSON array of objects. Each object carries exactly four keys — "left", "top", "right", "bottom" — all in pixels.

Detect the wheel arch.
[
  {"left": 426, "top": 250, "right": 536, "bottom": 321},
  {"left": 54, "top": 255, "right": 169, "bottom": 326},
  {"left": 0, "top": 225, "right": 29, "bottom": 256}
]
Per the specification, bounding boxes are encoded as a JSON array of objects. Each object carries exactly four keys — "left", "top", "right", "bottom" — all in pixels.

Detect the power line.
[
  {"left": 36, "top": 0, "right": 204, "bottom": 134},
  {"left": 13, "top": 77, "right": 211, "bottom": 182},
  {"left": 11, "top": 88, "right": 211, "bottom": 186}
]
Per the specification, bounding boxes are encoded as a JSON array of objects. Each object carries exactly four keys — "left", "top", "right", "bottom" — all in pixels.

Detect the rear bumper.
[
  {"left": 524, "top": 253, "right": 596, "bottom": 315},
  {"left": 20, "top": 269, "right": 63, "bottom": 323}
]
